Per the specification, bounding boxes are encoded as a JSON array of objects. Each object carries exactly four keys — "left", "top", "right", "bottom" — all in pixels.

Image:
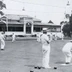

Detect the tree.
[
  {"left": 62, "top": 23, "right": 71, "bottom": 37},
  {"left": 0, "top": 1, "right": 6, "bottom": 9},
  {"left": 69, "top": 14, "right": 72, "bottom": 31},
  {"left": 0, "top": 0, "right": 7, "bottom": 32}
]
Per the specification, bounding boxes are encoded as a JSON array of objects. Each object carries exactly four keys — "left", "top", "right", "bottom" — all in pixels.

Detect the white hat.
[{"left": 42, "top": 28, "right": 47, "bottom": 31}]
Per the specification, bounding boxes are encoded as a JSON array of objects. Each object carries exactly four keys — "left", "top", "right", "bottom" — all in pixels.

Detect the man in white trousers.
[
  {"left": 39, "top": 28, "right": 51, "bottom": 68},
  {"left": 0, "top": 31, "right": 5, "bottom": 50},
  {"left": 12, "top": 33, "right": 15, "bottom": 42},
  {"left": 62, "top": 40, "right": 72, "bottom": 64}
]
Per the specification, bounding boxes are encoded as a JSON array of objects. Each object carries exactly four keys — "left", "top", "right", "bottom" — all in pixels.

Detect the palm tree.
[
  {"left": 0, "top": 0, "right": 6, "bottom": 32},
  {"left": 0, "top": 0, "right": 6, "bottom": 10}
]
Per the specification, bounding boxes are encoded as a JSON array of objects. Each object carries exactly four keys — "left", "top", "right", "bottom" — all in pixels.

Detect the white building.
[{"left": 0, "top": 14, "right": 61, "bottom": 36}]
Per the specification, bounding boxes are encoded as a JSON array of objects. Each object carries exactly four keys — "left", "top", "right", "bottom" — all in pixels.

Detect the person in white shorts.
[
  {"left": 39, "top": 28, "right": 51, "bottom": 68},
  {"left": 62, "top": 40, "right": 72, "bottom": 64}
]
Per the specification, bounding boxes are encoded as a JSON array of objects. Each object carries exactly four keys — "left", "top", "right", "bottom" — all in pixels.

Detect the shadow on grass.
[
  {"left": 24, "top": 65, "right": 35, "bottom": 67},
  {"left": 55, "top": 61, "right": 65, "bottom": 64}
]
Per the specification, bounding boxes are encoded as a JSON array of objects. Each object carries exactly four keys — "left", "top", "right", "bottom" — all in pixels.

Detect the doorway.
[{"left": 26, "top": 22, "right": 32, "bottom": 34}]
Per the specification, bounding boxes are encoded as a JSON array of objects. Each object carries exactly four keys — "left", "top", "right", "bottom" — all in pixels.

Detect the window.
[
  {"left": 8, "top": 24, "right": 23, "bottom": 32},
  {"left": 33, "top": 21, "right": 41, "bottom": 23},
  {"left": 0, "top": 24, "right": 7, "bottom": 31},
  {"left": 34, "top": 27, "right": 42, "bottom": 32},
  {"left": 8, "top": 27, "right": 23, "bottom": 32}
]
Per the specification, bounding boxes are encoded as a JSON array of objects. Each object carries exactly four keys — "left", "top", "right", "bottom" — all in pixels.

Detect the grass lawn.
[{"left": 0, "top": 39, "right": 71, "bottom": 72}]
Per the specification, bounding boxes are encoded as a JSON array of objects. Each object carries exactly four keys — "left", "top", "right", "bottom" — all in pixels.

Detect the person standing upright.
[
  {"left": 40, "top": 28, "right": 51, "bottom": 69},
  {"left": 0, "top": 31, "right": 5, "bottom": 50},
  {"left": 12, "top": 33, "right": 15, "bottom": 42}
]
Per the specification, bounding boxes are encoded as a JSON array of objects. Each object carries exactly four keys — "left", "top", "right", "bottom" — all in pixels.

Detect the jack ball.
[{"left": 54, "top": 67, "right": 57, "bottom": 69}]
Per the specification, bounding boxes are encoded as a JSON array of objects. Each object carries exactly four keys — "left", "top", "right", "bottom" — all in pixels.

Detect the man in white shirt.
[
  {"left": 40, "top": 28, "right": 51, "bottom": 68},
  {"left": 12, "top": 33, "right": 15, "bottom": 42},
  {"left": 62, "top": 40, "right": 72, "bottom": 64},
  {"left": 0, "top": 31, "right": 5, "bottom": 50}
]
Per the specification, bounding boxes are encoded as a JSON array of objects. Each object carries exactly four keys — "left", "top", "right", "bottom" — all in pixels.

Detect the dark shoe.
[
  {"left": 34, "top": 66, "right": 41, "bottom": 69},
  {"left": 66, "top": 62, "right": 70, "bottom": 64},
  {"left": 54, "top": 67, "right": 57, "bottom": 69},
  {"left": 34, "top": 66, "right": 38, "bottom": 69},
  {"left": 30, "top": 70, "right": 34, "bottom": 72},
  {"left": 37, "top": 67, "right": 41, "bottom": 69},
  {"left": 1, "top": 49, "right": 4, "bottom": 50}
]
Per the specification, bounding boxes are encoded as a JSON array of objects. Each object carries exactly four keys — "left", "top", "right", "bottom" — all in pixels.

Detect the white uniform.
[
  {"left": 40, "top": 34, "right": 51, "bottom": 68},
  {"left": 0, "top": 33, "right": 5, "bottom": 50},
  {"left": 62, "top": 42, "right": 72, "bottom": 63},
  {"left": 12, "top": 33, "right": 15, "bottom": 42},
  {"left": 37, "top": 33, "right": 41, "bottom": 42},
  {"left": 50, "top": 33, "right": 53, "bottom": 41}
]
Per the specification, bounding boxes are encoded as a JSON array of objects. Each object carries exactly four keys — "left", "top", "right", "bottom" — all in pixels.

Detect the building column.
[
  {"left": 23, "top": 18, "right": 26, "bottom": 35},
  {"left": 6, "top": 18, "right": 8, "bottom": 32},
  {"left": 31, "top": 24, "right": 33, "bottom": 34},
  {"left": 24, "top": 24, "right": 26, "bottom": 35}
]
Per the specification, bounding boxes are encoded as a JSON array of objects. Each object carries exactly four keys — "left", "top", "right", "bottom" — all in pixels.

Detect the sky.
[{"left": 3, "top": 0, "right": 72, "bottom": 24}]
